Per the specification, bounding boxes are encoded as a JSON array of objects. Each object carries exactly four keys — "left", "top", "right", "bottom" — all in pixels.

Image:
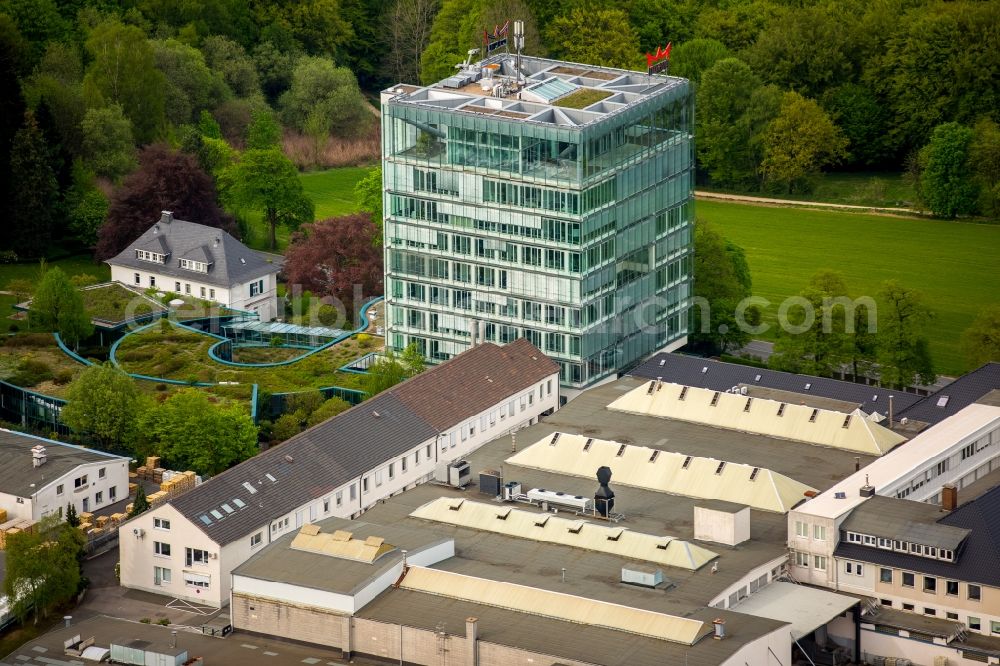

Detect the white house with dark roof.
[
  {"left": 106, "top": 211, "right": 280, "bottom": 320},
  {"left": 118, "top": 339, "right": 559, "bottom": 607},
  {"left": 0, "top": 430, "right": 130, "bottom": 522}
]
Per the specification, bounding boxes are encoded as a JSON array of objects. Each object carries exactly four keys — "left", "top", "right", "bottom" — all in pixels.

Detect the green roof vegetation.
[
  {"left": 553, "top": 88, "right": 612, "bottom": 110},
  {"left": 81, "top": 283, "right": 163, "bottom": 324},
  {"left": 115, "top": 321, "right": 372, "bottom": 393}
]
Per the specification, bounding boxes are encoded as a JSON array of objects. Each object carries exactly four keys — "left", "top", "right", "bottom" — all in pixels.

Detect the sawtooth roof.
[
  {"left": 506, "top": 432, "right": 815, "bottom": 513},
  {"left": 632, "top": 353, "right": 921, "bottom": 416},
  {"left": 162, "top": 341, "right": 556, "bottom": 545},
  {"left": 609, "top": 380, "right": 906, "bottom": 456},
  {"left": 411, "top": 497, "right": 718, "bottom": 570},
  {"left": 107, "top": 215, "right": 277, "bottom": 288}
]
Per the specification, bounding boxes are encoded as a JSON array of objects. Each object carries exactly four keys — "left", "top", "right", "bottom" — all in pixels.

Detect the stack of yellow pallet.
[
  {"left": 78, "top": 521, "right": 92, "bottom": 532},
  {"left": 160, "top": 471, "right": 197, "bottom": 496},
  {"left": 147, "top": 491, "right": 168, "bottom": 507},
  {"left": 125, "top": 503, "right": 134, "bottom": 514},
  {"left": 95, "top": 516, "right": 110, "bottom": 528},
  {"left": 110, "top": 512, "right": 127, "bottom": 525},
  {"left": 80, "top": 512, "right": 94, "bottom": 525},
  {"left": 0, "top": 519, "right": 35, "bottom": 550},
  {"left": 0, "top": 508, "right": 7, "bottom": 524},
  {"left": 128, "top": 482, "right": 138, "bottom": 496},
  {"left": 145, "top": 456, "right": 161, "bottom": 470}
]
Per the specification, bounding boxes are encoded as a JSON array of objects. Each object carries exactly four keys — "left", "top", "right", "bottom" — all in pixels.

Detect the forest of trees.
[{"left": 2, "top": 0, "right": 998, "bottom": 264}]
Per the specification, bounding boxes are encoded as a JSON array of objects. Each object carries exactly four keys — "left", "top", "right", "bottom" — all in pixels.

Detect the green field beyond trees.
[{"left": 699, "top": 201, "right": 1000, "bottom": 375}]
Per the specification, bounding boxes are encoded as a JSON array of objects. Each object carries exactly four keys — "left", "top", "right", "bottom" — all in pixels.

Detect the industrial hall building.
[
  {"left": 118, "top": 339, "right": 559, "bottom": 608},
  {"left": 380, "top": 50, "right": 694, "bottom": 393}
]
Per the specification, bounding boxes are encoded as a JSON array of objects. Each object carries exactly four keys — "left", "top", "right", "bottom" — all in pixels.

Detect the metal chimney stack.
[{"left": 595, "top": 466, "right": 615, "bottom": 517}]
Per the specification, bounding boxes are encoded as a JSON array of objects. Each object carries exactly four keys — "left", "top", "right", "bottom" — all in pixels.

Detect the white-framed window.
[
  {"left": 336, "top": 491, "right": 343, "bottom": 508},
  {"left": 813, "top": 555, "right": 827, "bottom": 571},
  {"left": 946, "top": 580, "right": 959, "bottom": 596},
  {"left": 94, "top": 491, "right": 103, "bottom": 505},
  {"left": 185, "top": 547, "right": 209, "bottom": 566},
  {"left": 56, "top": 484, "right": 63, "bottom": 495},
  {"left": 924, "top": 576, "right": 937, "bottom": 593},
  {"left": 426, "top": 444, "right": 431, "bottom": 458},
  {"left": 185, "top": 283, "right": 191, "bottom": 294},
  {"left": 847, "top": 532, "right": 862, "bottom": 543},
  {"left": 350, "top": 483, "right": 356, "bottom": 500},
  {"left": 183, "top": 572, "right": 210, "bottom": 589},
  {"left": 75, "top": 475, "right": 88, "bottom": 488},
  {"left": 134, "top": 272, "right": 141, "bottom": 285},
  {"left": 845, "top": 562, "right": 863, "bottom": 576},
  {"left": 250, "top": 532, "right": 262, "bottom": 548},
  {"left": 795, "top": 521, "right": 808, "bottom": 538},
  {"left": 415, "top": 449, "right": 420, "bottom": 465},
  {"left": 362, "top": 477, "right": 369, "bottom": 493},
  {"left": 249, "top": 279, "right": 264, "bottom": 296},
  {"left": 862, "top": 535, "right": 876, "bottom": 546},
  {"left": 153, "top": 566, "right": 171, "bottom": 585},
  {"left": 375, "top": 470, "right": 383, "bottom": 487},
  {"left": 180, "top": 259, "right": 208, "bottom": 272},
  {"left": 209, "top": 288, "right": 215, "bottom": 299},
  {"left": 401, "top": 456, "right": 407, "bottom": 473},
  {"left": 175, "top": 281, "right": 181, "bottom": 292},
  {"left": 154, "top": 541, "right": 171, "bottom": 557},
  {"left": 323, "top": 498, "right": 330, "bottom": 513},
  {"left": 902, "top": 572, "right": 915, "bottom": 587},
  {"left": 98, "top": 467, "right": 106, "bottom": 479},
  {"left": 794, "top": 551, "right": 809, "bottom": 567},
  {"left": 968, "top": 584, "right": 981, "bottom": 601},
  {"left": 813, "top": 525, "right": 826, "bottom": 540},
  {"left": 200, "top": 286, "right": 206, "bottom": 298},
  {"left": 969, "top": 617, "right": 981, "bottom": 631},
  {"left": 154, "top": 517, "right": 170, "bottom": 530},
  {"left": 880, "top": 568, "right": 893, "bottom": 583},
  {"left": 149, "top": 275, "right": 155, "bottom": 287},
  {"left": 388, "top": 463, "right": 395, "bottom": 480},
  {"left": 109, "top": 486, "right": 117, "bottom": 501}
]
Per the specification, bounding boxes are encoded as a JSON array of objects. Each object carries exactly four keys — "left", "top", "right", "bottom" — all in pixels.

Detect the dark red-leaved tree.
[
  {"left": 284, "top": 213, "right": 383, "bottom": 324},
  {"left": 95, "top": 144, "right": 237, "bottom": 260}
]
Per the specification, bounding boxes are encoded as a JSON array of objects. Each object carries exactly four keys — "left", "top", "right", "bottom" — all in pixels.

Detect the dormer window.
[
  {"left": 136, "top": 250, "right": 165, "bottom": 263},
  {"left": 180, "top": 259, "right": 209, "bottom": 273}
]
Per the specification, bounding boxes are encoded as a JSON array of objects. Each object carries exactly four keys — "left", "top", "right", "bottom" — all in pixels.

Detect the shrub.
[
  {"left": 156, "top": 618, "right": 169, "bottom": 626},
  {"left": 270, "top": 335, "right": 282, "bottom": 347},
  {"left": 317, "top": 304, "right": 338, "bottom": 327},
  {"left": 5, "top": 333, "right": 54, "bottom": 348},
  {"left": 139, "top": 618, "right": 151, "bottom": 624},
  {"left": 10, "top": 358, "right": 54, "bottom": 386},
  {"left": 0, "top": 250, "right": 18, "bottom": 263},
  {"left": 155, "top": 383, "right": 167, "bottom": 391},
  {"left": 53, "top": 369, "right": 75, "bottom": 385},
  {"left": 357, "top": 333, "right": 373, "bottom": 348}
]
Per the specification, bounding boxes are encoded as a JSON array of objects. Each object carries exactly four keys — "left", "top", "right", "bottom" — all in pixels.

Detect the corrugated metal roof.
[
  {"left": 631, "top": 353, "right": 921, "bottom": 416},
  {"left": 398, "top": 566, "right": 709, "bottom": 645},
  {"left": 609, "top": 381, "right": 906, "bottom": 456},
  {"left": 506, "top": 432, "right": 815, "bottom": 513},
  {"left": 410, "top": 497, "right": 717, "bottom": 571}
]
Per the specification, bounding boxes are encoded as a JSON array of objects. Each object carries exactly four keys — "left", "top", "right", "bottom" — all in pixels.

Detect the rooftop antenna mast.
[{"left": 513, "top": 20, "right": 525, "bottom": 84}]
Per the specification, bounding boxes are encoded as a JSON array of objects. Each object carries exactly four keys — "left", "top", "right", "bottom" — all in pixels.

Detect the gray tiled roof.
[
  {"left": 107, "top": 214, "right": 277, "bottom": 288},
  {"left": 898, "top": 363, "right": 1000, "bottom": 425},
  {"left": 0, "top": 429, "right": 128, "bottom": 498},
  {"left": 631, "top": 353, "right": 922, "bottom": 416},
  {"left": 165, "top": 341, "right": 555, "bottom": 546},
  {"left": 839, "top": 496, "right": 969, "bottom": 550},
  {"left": 835, "top": 484, "right": 1000, "bottom": 587}
]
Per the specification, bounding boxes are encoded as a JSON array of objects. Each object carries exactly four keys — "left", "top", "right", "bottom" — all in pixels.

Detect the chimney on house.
[
  {"left": 465, "top": 617, "right": 479, "bottom": 666},
  {"left": 31, "top": 444, "right": 47, "bottom": 468},
  {"left": 941, "top": 484, "right": 958, "bottom": 511},
  {"left": 160, "top": 211, "right": 173, "bottom": 224}
]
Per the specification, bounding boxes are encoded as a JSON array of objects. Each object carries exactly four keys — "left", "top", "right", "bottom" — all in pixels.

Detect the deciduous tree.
[
  {"left": 770, "top": 270, "right": 851, "bottom": 377},
  {"left": 917, "top": 122, "right": 978, "bottom": 218},
  {"left": 151, "top": 38, "right": 229, "bottom": 125},
  {"left": 219, "top": 148, "right": 313, "bottom": 250},
  {"left": 669, "top": 38, "right": 730, "bottom": 84},
  {"left": 363, "top": 344, "right": 423, "bottom": 396},
  {"left": 384, "top": 0, "right": 440, "bottom": 84},
  {"left": 968, "top": 118, "right": 1000, "bottom": 218},
  {"left": 688, "top": 221, "right": 753, "bottom": 355},
  {"left": 201, "top": 36, "right": 260, "bottom": 99},
  {"left": 80, "top": 104, "right": 136, "bottom": 180},
  {"left": 4, "top": 514, "right": 84, "bottom": 624},
  {"left": 245, "top": 107, "right": 282, "bottom": 149},
  {"left": 137, "top": 389, "right": 258, "bottom": 475},
  {"left": 876, "top": 280, "right": 935, "bottom": 388},
  {"left": 96, "top": 144, "right": 236, "bottom": 260},
  {"left": 280, "top": 56, "right": 370, "bottom": 137},
  {"left": 760, "top": 92, "right": 848, "bottom": 193},
  {"left": 961, "top": 305, "right": 1000, "bottom": 368},
  {"left": 82, "top": 20, "right": 166, "bottom": 144},
  {"left": 61, "top": 363, "right": 145, "bottom": 450},
  {"left": 355, "top": 165, "right": 383, "bottom": 245},
  {"left": 29, "top": 267, "right": 93, "bottom": 347},
  {"left": 546, "top": 8, "right": 640, "bottom": 70},
  {"left": 283, "top": 213, "right": 383, "bottom": 321}
]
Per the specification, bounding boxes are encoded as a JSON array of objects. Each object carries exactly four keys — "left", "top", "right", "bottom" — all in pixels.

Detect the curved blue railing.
[{"left": 205, "top": 296, "right": 383, "bottom": 368}]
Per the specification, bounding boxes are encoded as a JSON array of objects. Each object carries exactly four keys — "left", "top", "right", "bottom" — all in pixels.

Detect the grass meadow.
[{"left": 698, "top": 200, "right": 1000, "bottom": 376}]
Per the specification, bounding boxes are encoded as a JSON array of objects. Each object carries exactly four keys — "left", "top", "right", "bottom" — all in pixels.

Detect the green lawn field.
[
  {"left": 243, "top": 166, "right": 372, "bottom": 252},
  {"left": 698, "top": 200, "right": 1000, "bottom": 376},
  {"left": 700, "top": 171, "right": 918, "bottom": 209}
]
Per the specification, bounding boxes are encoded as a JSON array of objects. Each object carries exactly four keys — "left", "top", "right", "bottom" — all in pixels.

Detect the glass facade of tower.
[{"left": 382, "top": 57, "right": 694, "bottom": 389}]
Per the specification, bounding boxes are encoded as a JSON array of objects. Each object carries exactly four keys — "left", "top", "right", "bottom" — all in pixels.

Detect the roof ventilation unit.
[
  {"left": 595, "top": 466, "right": 615, "bottom": 517},
  {"left": 435, "top": 460, "right": 471, "bottom": 488},
  {"left": 479, "top": 469, "right": 503, "bottom": 497},
  {"left": 621, "top": 565, "right": 665, "bottom": 588},
  {"left": 860, "top": 474, "right": 876, "bottom": 497}
]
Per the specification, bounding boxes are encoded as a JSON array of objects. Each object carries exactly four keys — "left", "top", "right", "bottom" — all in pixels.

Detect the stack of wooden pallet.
[
  {"left": 0, "top": 518, "right": 36, "bottom": 550},
  {"left": 159, "top": 470, "right": 197, "bottom": 496}
]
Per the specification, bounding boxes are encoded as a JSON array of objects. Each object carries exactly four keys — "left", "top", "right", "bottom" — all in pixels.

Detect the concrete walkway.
[{"left": 695, "top": 190, "right": 922, "bottom": 216}]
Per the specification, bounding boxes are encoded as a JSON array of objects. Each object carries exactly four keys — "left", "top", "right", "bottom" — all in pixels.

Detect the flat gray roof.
[
  {"left": 232, "top": 516, "right": 448, "bottom": 595},
  {"left": 0, "top": 430, "right": 127, "bottom": 499},
  {"left": 356, "top": 376, "right": 873, "bottom": 610},
  {"left": 0, "top": 615, "right": 347, "bottom": 665},
  {"left": 358, "top": 589, "right": 785, "bottom": 666}
]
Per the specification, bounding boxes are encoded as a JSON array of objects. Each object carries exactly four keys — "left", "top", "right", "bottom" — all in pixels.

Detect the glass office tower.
[{"left": 381, "top": 55, "right": 694, "bottom": 390}]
